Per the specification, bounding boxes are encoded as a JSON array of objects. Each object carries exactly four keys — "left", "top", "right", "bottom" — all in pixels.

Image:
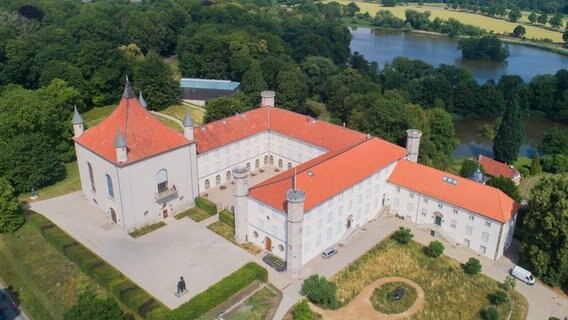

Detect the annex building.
[{"left": 72, "top": 80, "right": 520, "bottom": 278}]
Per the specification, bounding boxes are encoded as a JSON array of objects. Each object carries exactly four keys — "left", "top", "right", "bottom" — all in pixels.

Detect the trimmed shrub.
[
  {"left": 171, "top": 262, "right": 267, "bottom": 319},
  {"left": 195, "top": 196, "right": 217, "bottom": 215},
  {"left": 489, "top": 289, "right": 509, "bottom": 305},
  {"left": 219, "top": 209, "right": 235, "bottom": 227},
  {"left": 392, "top": 227, "right": 413, "bottom": 244},
  {"left": 427, "top": 240, "right": 445, "bottom": 258},
  {"left": 464, "top": 257, "right": 482, "bottom": 275},
  {"left": 302, "top": 275, "right": 336, "bottom": 308},
  {"left": 480, "top": 305, "right": 499, "bottom": 320}
]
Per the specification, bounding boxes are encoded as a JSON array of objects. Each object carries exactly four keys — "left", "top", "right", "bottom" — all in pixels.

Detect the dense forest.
[{"left": 0, "top": 0, "right": 567, "bottom": 194}]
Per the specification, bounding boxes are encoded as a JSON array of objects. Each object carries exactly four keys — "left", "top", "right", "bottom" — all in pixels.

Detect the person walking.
[{"left": 180, "top": 276, "right": 186, "bottom": 292}]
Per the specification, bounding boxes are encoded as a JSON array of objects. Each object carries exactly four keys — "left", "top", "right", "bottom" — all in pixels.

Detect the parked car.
[
  {"left": 321, "top": 247, "right": 338, "bottom": 259},
  {"left": 511, "top": 265, "right": 535, "bottom": 285},
  {"left": 0, "top": 288, "right": 18, "bottom": 311}
]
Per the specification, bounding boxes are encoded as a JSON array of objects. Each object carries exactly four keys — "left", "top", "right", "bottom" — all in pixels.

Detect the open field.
[
  {"left": 0, "top": 213, "right": 108, "bottom": 320},
  {"left": 330, "top": 238, "right": 528, "bottom": 319},
  {"left": 331, "top": 1, "right": 565, "bottom": 42}
]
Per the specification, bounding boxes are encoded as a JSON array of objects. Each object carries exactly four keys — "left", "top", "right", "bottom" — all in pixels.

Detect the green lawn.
[
  {"left": 83, "top": 105, "right": 116, "bottom": 127},
  {"left": 161, "top": 104, "right": 205, "bottom": 126},
  {"left": 176, "top": 207, "right": 215, "bottom": 222},
  {"left": 331, "top": 238, "right": 528, "bottom": 319},
  {"left": 152, "top": 114, "right": 183, "bottom": 132},
  {"left": 306, "top": 99, "right": 331, "bottom": 122},
  {"left": 18, "top": 161, "right": 81, "bottom": 202},
  {"left": 0, "top": 213, "right": 107, "bottom": 320},
  {"left": 207, "top": 221, "right": 263, "bottom": 255},
  {"left": 371, "top": 282, "right": 418, "bottom": 314},
  {"left": 224, "top": 286, "right": 280, "bottom": 320}
]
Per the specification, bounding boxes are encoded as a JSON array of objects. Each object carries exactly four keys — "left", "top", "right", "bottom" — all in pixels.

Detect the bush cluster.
[
  {"left": 292, "top": 299, "right": 317, "bottom": 320},
  {"left": 392, "top": 227, "right": 413, "bottom": 244},
  {"left": 171, "top": 262, "right": 267, "bottom": 319},
  {"left": 480, "top": 304, "right": 499, "bottom": 320},
  {"left": 302, "top": 275, "right": 337, "bottom": 308},
  {"left": 426, "top": 240, "right": 445, "bottom": 258},
  {"left": 464, "top": 257, "right": 482, "bottom": 275},
  {"left": 489, "top": 289, "right": 509, "bottom": 305},
  {"left": 219, "top": 209, "right": 235, "bottom": 227},
  {"left": 195, "top": 196, "right": 218, "bottom": 216}
]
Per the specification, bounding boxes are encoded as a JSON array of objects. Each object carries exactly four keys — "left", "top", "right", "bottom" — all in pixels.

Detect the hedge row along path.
[{"left": 309, "top": 277, "right": 425, "bottom": 319}]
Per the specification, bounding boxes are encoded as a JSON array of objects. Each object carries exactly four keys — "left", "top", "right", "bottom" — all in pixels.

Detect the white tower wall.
[
  {"left": 232, "top": 167, "right": 249, "bottom": 244},
  {"left": 405, "top": 129, "right": 422, "bottom": 163},
  {"left": 286, "top": 188, "right": 305, "bottom": 279}
]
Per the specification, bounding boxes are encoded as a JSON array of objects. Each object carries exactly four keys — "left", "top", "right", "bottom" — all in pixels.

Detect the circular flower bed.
[{"left": 370, "top": 282, "right": 418, "bottom": 314}]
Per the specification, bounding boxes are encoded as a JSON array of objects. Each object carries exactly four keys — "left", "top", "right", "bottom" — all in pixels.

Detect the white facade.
[
  {"left": 388, "top": 184, "right": 516, "bottom": 260},
  {"left": 76, "top": 143, "right": 197, "bottom": 232}
]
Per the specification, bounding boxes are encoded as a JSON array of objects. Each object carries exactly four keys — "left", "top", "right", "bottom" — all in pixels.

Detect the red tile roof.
[
  {"left": 388, "top": 160, "right": 520, "bottom": 223},
  {"left": 74, "top": 96, "right": 190, "bottom": 165},
  {"left": 249, "top": 138, "right": 408, "bottom": 213},
  {"left": 193, "top": 107, "right": 367, "bottom": 153},
  {"left": 478, "top": 155, "right": 520, "bottom": 179}
]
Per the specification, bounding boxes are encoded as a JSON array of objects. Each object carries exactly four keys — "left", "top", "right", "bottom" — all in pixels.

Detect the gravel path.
[{"left": 310, "top": 277, "right": 425, "bottom": 320}]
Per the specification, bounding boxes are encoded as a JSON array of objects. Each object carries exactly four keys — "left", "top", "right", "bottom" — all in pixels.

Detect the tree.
[
  {"left": 480, "top": 305, "right": 499, "bottom": 320},
  {"left": 508, "top": 8, "right": 522, "bottom": 22},
  {"left": 392, "top": 227, "right": 413, "bottom": 244},
  {"left": 241, "top": 60, "right": 267, "bottom": 105},
  {"left": 64, "top": 289, "right": 129, "bottom": 320},
  {"left": 538, "top": 13, "right": 548, "bottom": 25},
  {"left": 502, "top": 275, "right": 517, "bottom": 291},
  {"left": 464, "top": 257, "right": 482, "bottom": 275},
  {"left": 540, "top": 128, "right": 568, "bottom": 155},
  {"left": 458, "top": 36, "right": 510, "bottom": 62},
  {"left": 489, "top": 289, "right": 510, "bottom": 305},
  {"left": 133, "top": 51, "right": 179, "bottom": 110},
  {"left": 382, "top": 0, "right": 397, "bottom": 7},
  {"left": 520, "top": 174, "right": 568, "bottom": 286},
  {"left": 427, "top": 240, "right": 445, "bottom": 258},
  {"left": 564, "top": 30, "right": 568, "bottom": 44},
  {"left": 512, "top": 25, "right": 526, "bottom": 38},
  {"left": 276, "top": 69, "right": 307, "bottom": 111},
  {"left": 204, "top": 94, "right": 250, "bottom": 123},
  {"left": 486, "top": 176, "right": 522, "bottom": 202},
  {"left": 549, "top": 13, "right": 564, "bottom": 29},
  {"left": 425, "top": 108, "right": 459, "bottom": 168},
  {"left": 493, "top": 97, "right": 524, "bottom": 164},
  {"left": 301, "top": 56, "right": 338, "bottom": 97},
  {"left": 531, "top": 156, "right": 542, "bottom": 175},
  {"left": 0, "top": 178, "right": 25, "bottom": 234},
  {"left": 345, "top": 2, "right": 360, "bottom": 17},
  {"left": 301, "top": 275, "right": 337, "bottom": 307},
  {"left": 528, "top": 12, "right": 537, "bottom": 23}
]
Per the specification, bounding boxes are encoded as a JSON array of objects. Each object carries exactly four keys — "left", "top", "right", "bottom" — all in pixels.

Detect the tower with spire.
[{"left": 72, "top": 105, "right": 84, "bottom": 138}]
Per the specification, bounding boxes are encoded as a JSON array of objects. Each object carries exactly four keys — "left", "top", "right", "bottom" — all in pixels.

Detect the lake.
[{"left": 350, "top": 28, "right": 568, "bottom": 83}]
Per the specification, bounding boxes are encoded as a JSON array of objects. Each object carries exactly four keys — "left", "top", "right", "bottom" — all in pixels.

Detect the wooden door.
[
  {"left": 163, "top": 209, "right": 168, "bottom": 218},
  {"left": 435, "top": 216, "right": 442, "bottom": 226},
  {"left": 265, "top": 237, "right": 272, "bottom": 251},
  {"left": 110, "top": 208, "right": 117, "bottom": 223}
]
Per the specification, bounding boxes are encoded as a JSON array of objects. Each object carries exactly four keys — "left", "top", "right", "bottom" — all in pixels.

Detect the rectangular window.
[
  {"left": 394, "top": 198, "right": 400, "bottom": 207},
  {"left": 246, "top": 150, "right": 251, "bottom": 158},
  {"left": 485, "top": 221, "right": 491, "bottom": 228},
  {"left": 407, "top": 203, "right": 413, "bottom": 212},
  {"left": 204, "top": 165, "right": 209, "bottom": 175},
  {"left": 278, "top": 146, "right": 283, "bottom": 154},
  {"left": 451, "top": 219, "right": 457, "bottom": 228},
  {"left": 338, "top": 206, "right": 343, "bottom": 216},
  {"left": 225, "top": 158, "right": 230, "bottom": 166},
  {"left": 410, "top": 192, "right": 415, "bottom": 199},
  {"left": 423, "top": 198, "right": 428, "bottom": 204},
  {"left": 366, "top": 189, "right": 371, "bottom": 199},
  {"left": 337, "top": 221, "right": 342, "bottom": 234},
  {"left": 327, "top": 212, "right": 333, "bottom": 223},
  {"left": 106, "top": 175, "right": 114, "bottom": 198},
  {"left": 482, "top": 232, "right": 489, "bottom": 242},
  {"left": 317, "top": 219, "right": 322, "bottom": 230},
  {"left": 327, "top": 227, "right": 332, "bottom": 240},
  {"left": 255, "top": 146, "right": 259, "bottom": 154},
  {"left": 396, "top": 186, "right": 401, "bottom": 193},
  {"left": 466, "top": 226, "right": 473, "bottom": 236},
  {"left": 236, "top": 153, "right": 241, "bottom": 162},
  {"left": 348, "top": 200, "right": 353, "bottom": 210},
  {"left": 438, "top": 202, "right": 443, "bottom": 209},
  {"left": 480, "top": 245, "right": 487, "bottom": 254},
  {"left": 288, "top": 150, "right": 292, "bottom": 158},
  {"left": 357, "top": 195, "right": 362, "bottom": 203},
  {"left": 338, "top": 193, "right": 344, "bottom": 201},
  {"left": 469, "top": 215, "right": 475, "bottom": 221},
  {"left": 375, "top": 184, "right": 380, "bottom": 194},
  {"left": 328, "top": 199, "right": 334, "bottom": 207},
  {"left": 215, "top": 161, "right": 220, "bottom": 170},
  {"left": 453, "top": 208, "right": 458, "bottom": 214},
  {"left": 365, "top": 203, "right": 370, "bottom": 214},
  {"left": 421, "top": 208, "right": 427, "bottom": 217},
  {"left": 214, "top": 150, "right": 220, "bottom": 158},
  {"left": 316, "top": 234, "right": 322, "bottom": 247}
]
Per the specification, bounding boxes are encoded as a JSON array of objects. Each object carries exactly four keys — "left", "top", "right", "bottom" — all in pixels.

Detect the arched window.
[
  {"left": 216, "top": 175, "right": 221, "bottom": 185},
  {"left": 264, "top": 155, "right": 268, "bottom": 165},
  {"left": 205, "top": 179, "right": 210, "bottom": 189},
  {"left": 246, "top": 163, "right": 251, "bottom": 171},
  {"left": 157, "top": 169, "right": 168, "bottom": 193},
  {"left": 226, "top": 171, "right": 231, "bottom": 181},
  {"left": 106, "top": 174, "right": 114, "bottom": 198},
  {"left": 88, "top": 162, "right": 96, "bottom": 192},
  {"left": 288, "top": 162, "right": 292, "bottom": 169},
  {"left": 269, "top": 155, "right": 274, "bottom": 164},
  {"left": 255, "top": 159, "right": 260, "bottom": 168},
  {"left": 278, "top": 159, "right": 283, "bottom": 169}
]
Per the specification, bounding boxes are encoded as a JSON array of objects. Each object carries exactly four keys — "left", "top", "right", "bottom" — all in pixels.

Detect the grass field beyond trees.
[
  {"left": 331, "top": 238, "right": 528, "bottom": 319},
  {"left": 330, "top": 1, "right": 564, "bottom": 42}
]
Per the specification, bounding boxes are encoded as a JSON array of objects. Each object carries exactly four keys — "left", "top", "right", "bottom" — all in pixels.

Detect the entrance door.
[
  {"left": 163, "top": 209, "right": 168, "bottom": 218},
  {"left": 264, "top": 237, "right": 272, "bottom": 251},
  {"left": 464, "top": 239, "right": 470, "bottom": 247},
  {"left": 346, "top": 215, "right": 353, "bottom": 229},
  {"left": 110, "top": 208, "right": 117, "bottom": 223},
  {"left": 434, "top": 216, "right": 442, "bottom": 226}
]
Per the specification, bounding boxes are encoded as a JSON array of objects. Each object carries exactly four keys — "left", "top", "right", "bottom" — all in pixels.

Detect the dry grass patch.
[
  {"left": 208, "top": 221, "right": 263, "bottom": 255},
  {"left": 331, "top": 239, "right": 528, "bottom": 319},
  {"left": 176, "top": 207, "right": 214, "bottom": 222},
  {"left": 129, "top": 221, "right": 167, "bottom": 238}
]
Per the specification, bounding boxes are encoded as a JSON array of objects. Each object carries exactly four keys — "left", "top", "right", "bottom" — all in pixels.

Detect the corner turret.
[
  {"left": 286, "top": 188, "right": 305, "bottom": 279},
  {"left": 139, "top": 91, "right": 148, "bottom": 109},
  {"left": 405, "top": 129, "right": 422, "bottom": 163},
  {"left": 183, "top": 111, "right": 194, "bottom": 140},
  {"left": 232, "top": 167, "right": 249, "bottom": 244},
  {"left": 72, "top": 105, "right": 84, "bottom": 138},
  {"left": 114, "top": 130, "right": 128, "bottom": 163}
]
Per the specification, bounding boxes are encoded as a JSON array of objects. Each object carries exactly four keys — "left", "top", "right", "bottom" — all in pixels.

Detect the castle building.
[{"left": 73, "top": 81, "right": 519, "bottom": 275}]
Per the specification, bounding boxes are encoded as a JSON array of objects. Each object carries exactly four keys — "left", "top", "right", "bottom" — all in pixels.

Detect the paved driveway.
[
  {"left": 31, "top": 192, "right": 254, "bottom": 309},
  {"left": 409, "top": 223, "right": 568, "bottom": 320}
]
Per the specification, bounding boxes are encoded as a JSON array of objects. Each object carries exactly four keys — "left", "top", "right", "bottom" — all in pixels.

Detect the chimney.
[
  {"left": 260, "top": 91, "right": 275, "bottom": 107},
  {"left": 405, "top": 129, "right": 422, "bottom": 163}
]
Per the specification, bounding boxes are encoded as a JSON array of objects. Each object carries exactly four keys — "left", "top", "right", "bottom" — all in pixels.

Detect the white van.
[
  {"left": 511, "top": 265, "right": 535, "bottom": 285},
  {"left": 321, "top": 247, "right": 338, "bottom": 259}
]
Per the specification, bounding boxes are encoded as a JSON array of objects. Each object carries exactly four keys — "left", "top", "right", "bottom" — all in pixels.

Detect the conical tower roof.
[
  {"left": 71, "top": 105, "right": 84, "bottom": 124},
  {"left": 123, "top": 76, "right": 135, "bottom": 99},
  {"left": 183, "top": 110, "right": 194, "bottom": 127},
  {"left": 114, "top": 129, "right": 127, "bottom": 148},
  {"left": 139, "top": 91, "right": 148, "bottom": 109}
]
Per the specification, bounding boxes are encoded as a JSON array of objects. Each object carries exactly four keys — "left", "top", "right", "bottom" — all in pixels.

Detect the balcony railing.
[{"left": 154, "top": 186, "right": 178, "bottom": 201}]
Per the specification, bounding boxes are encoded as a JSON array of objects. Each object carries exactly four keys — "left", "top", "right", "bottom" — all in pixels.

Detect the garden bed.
[
  {"left": 129, "top": 221, "right": 166, "bottom": 238},
  {"left": 207, "top": 221, "right": 262, "bottom": 255},
  {"left": 176, "top": 207, "right": 214, "bottom": 222},
  {"left": 370, "top": 282, "right": 417, "bottom": 314}
]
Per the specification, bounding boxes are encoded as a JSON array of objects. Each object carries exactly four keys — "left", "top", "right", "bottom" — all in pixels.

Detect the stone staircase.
[{"left": 415, "top": 223, "right": 459, "bottom": 248}]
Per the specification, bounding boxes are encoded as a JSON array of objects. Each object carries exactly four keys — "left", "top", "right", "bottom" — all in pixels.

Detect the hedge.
[
  {"left": 170, "top": 262, "right": 267, "bottom": 319},
  {"left": 32, "top": 213, "right": 169, "bottom": 318},
  {"left": 195, "top": 196, "right": 217, "bottom": 216},
  {"left": 219, "top": 209, "right": 235, "bottom": 227}
]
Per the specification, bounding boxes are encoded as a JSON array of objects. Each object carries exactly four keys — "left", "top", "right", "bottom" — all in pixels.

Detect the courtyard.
[{"left": 30, "top": 192, "right": 256, "bottom": 309}]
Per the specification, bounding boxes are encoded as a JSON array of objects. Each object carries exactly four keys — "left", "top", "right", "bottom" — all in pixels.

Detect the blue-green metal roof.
[{"left": 180, "top": 78, "right": 240, "bottom": 91}]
